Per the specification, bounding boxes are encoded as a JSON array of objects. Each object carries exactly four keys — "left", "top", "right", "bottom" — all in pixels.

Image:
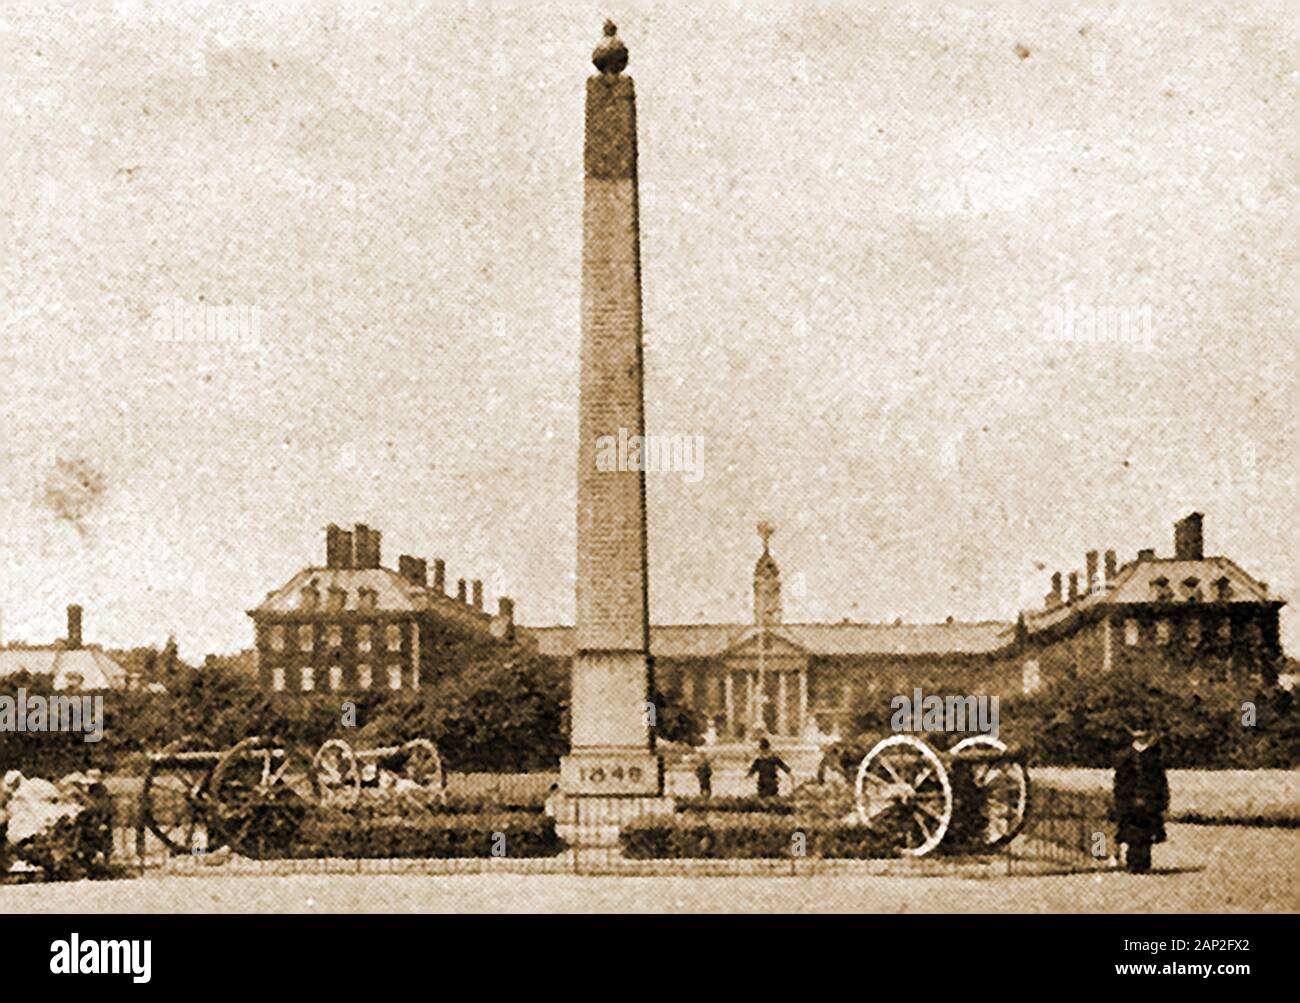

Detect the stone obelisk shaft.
[{"left": 561, "top": 56, "right": 660, "bottom": 797}]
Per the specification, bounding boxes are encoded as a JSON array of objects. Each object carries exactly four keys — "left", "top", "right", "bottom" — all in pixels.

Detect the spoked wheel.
[
  {"left": 949, "top": 735, "right": 1029, "bottom": 848},
  {"left": 141, "top": 735, "right": 223, "bottom": 855},
  {"left": 400, "top": 739, "right": 445, "bottom": 796},
  {"left": 312, "top": 739, "right": 361, "bottom": 808},
  {"left": 855, "top": 735, "right": 953, "bottom": 857},
  {"left": 209, "top": 736, "right": 314, "bottom": 859}
]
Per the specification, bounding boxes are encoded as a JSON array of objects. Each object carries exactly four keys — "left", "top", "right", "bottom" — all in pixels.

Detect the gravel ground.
[{"left": 1, "top": 824, "right": 1296, "bottom": 913}]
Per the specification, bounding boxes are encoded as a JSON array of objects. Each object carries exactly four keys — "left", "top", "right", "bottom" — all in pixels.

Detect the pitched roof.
[
  {"left": 0, "top": 648, "right": 127, "bottom": 690},
  {"left": 1023, "top": 555, "right": 1281, "bottom": 633},
  {"left": 523, "top": 619, "right": 1014, "bottom": 659},
  {"left": 249, "top": 566, "right": 498, "bottom": 633}
]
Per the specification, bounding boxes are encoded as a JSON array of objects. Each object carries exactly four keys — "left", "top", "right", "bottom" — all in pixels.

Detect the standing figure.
[
  {"left": 747, "top": 737, "right": 791, "bottom": 799},
  {"left": 1112, "top": 726, "right": 1169, "bottom": 873},
  {"left": 693, "top": 754, "right": 713, "bottom": 799}
]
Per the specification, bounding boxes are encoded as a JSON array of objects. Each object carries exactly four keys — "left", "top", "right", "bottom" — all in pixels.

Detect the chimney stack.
[
  {"left": 1174, "top": 511, "right": 1204, "bottom": 560},
  {"left": 1085, "top": 550, "right": 1099, "bottom": 593},
  {"left": 1050, "top": 572, "right": 1062, "bottom": 606},
  {"left": 472, "top": 579, "right": 484, "bottom": 611},
  {"left": 1137, "top": 548, "right": 1156, "bottom": 563},
  {"left": 1068, "top": 571, "right": 1080, "bottom": 603},
  {"left": 398, "top": 555, "right": 427, "bottom": 587},
  {"left": 495, "top": 597, "right": 516, "bottom": 643},
  {"left": 352, "top": 524, "right": 381, "bottom": 569},
  {"left": 66, "top": 604, "right": 83, "bottom": 649},
  {"left": 432, "top": 559, "right": 446, "bottom": 595},
  {"left": 326, "top": 524, "right": 345, "bottom": 568},
  {"left": 1104, "top": 549, "right": 1117, "bottom": 584},
  {"left": 456, "top": 578, "right": 467, "bottom": 603}
]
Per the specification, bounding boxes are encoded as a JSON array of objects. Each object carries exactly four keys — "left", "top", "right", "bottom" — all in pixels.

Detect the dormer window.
[
  {"left": 1214, "top": 577, "right": 1233, "bottom": 602},
  {"left": 1182, "top": 577, "right": 1202, "bottom": 602},
  {"left": 357, "top": 587, "right": 377, "bottom": 613},
  {"left": 1149, "top": 576, "right": 1173, "bottom": 602},
  {"left": 326, "top": 587, "right": 347, "bottom": 612},
  {"left": 299, "top": 582, "right": 320, "bottom": 610}
]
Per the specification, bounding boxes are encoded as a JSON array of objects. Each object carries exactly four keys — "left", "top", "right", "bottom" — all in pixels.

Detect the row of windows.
[
  {"left": 1121, "top": 616, "right": 1259, "bottom": 647},
  {"left": 264, "top": 623, "right": 405, "bottom": 654},
  {"left": 269, "top": 664, "right": 415, "bottom": 692}
]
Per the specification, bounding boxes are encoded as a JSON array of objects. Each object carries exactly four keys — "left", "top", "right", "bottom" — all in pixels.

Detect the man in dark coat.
[
  {"left": 748, "top": 737, "right": 791, "bottom": 799},
  {"left": 1112, "top": 727, "right": 1169, "bottom": 873}
]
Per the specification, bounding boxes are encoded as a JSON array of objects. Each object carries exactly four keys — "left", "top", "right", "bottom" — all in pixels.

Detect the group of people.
[{"left": 689, "top": 725, "right": 1171, "bottom": 874}]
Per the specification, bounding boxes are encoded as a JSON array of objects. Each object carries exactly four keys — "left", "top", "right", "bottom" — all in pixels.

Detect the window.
[
  {"left": 386, "top": 624, "right": 403, "bottom": 651},
  {"left": 1218, "top": 619, "right": 1232, "bottom": 642},
  {"left": 358, "top": 587, "right": 377, "bottom": 612},
  {"left": 1182, "top": 577, "right": 1202, "bottom": 602},
  {"left": 300, "top": 667, "right": 315, "bottom": 691},
  {"left": 327, "top": 625, "right": 343, "bottom": 648},
  {"left": 298, "top": 625, "right": 314, "bottom": 652},
  {"left": 1124, "top": 619, "right": 1140, "bottom": 646},
  {"left": 1186, "top": 618, "right": 1202, "bottom": 646},
  {"left": 300, "top": 585, "right": 319, "bottom": 610},
  {"left": 357, "top": 624, "right": 372, "bottom": 653},
  {"left": 410, "top": 666, "right": 420, "bottom": 690},
  {"left": 326, "top": 587, "right": 347, "bottom": 612},
  {"left": 388, "top": 665, "right": 402, "bottom": 690},
  {"left": 329, "top": 665, "right": 343, "bottom": 691},
  {"left": 1215, "top": 577, "right": 1233, "bottom": 602},
  {"left": 271, "top": 667, "right": 285, "bottom": 692},
  {"left": 358, "top": 664, "right": 372, "bottom": 690},
  {"left": 1156, "top": 619, "right": 1171, "bottom": 645},
  {"left": 269, "top": 625, "right": 285, "bottom": 652},
  {"left": 1150, "top": 577, "right": 1173, "bottom": 602},
  {"left": 1022, "top": 659, "right": 1041, "bottom": 695}
]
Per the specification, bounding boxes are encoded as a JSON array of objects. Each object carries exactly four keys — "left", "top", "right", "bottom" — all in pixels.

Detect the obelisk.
[{"left": 560, "top": 21, "right": 661, "bottom": 798}]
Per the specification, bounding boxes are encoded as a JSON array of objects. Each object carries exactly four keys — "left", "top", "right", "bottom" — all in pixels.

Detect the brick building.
[
  {"left": 248, "top": 524, "right": 518, "bottom": 695},
  {"left": 1016, "top": 512, "right": 1285, "bottom": 691},
  {"left": 0, "top": 604, "right": 128, "bottom": 691},
  {"left": 527, "top": 512, "right": 1286, "bottom": 737},
  {"left": 527, "top": 530, "right": 1018, "bottom": 740}
]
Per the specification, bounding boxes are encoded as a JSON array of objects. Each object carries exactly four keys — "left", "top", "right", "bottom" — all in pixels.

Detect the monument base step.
[{"left": 551, "top": 794, "right": 675, "bottom": 848}]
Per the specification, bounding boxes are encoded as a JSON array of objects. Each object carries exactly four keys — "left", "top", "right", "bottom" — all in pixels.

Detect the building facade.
[
  {"left": 1017, "top": 512, "right": 1284, "bottom": 690},
  {"left": 527, "top": 513, "right": 1286, "bottom": 738},
  {"left": 0, "top": 604, "right": 128, "bottom": 691},
  {"left": 248, "top": 524, "right": 518, "bottom": 695}
]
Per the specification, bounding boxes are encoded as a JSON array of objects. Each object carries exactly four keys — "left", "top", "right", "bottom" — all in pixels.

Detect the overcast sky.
[{"left": 1, "top": 0, "right": 1295, "bottom": 659}]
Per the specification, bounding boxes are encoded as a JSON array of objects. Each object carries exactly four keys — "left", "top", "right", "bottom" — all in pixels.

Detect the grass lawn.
[{"left": 1032, "top": 767, "right": 1300, "bottom": 825}]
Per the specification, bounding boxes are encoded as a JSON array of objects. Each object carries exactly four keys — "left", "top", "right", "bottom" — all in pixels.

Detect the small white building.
[{"left": 0, "top": 605, "right": 127, "bottom": 690}]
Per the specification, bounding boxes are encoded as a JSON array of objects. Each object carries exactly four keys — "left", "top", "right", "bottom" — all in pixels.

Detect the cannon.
[
  {"left": 310, "top": 738, "right": 445, "bottom": 809},
  {"left": 853, "top": 734, "right": 1029, "bottom": 857},
  {"left": 140, "top": 735, "right": 317, "bottom": 858}
]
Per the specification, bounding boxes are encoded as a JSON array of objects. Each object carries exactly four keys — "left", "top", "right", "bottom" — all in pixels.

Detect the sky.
[{"left": 1, "top": 0, "right": 1296, "bottom": 660}]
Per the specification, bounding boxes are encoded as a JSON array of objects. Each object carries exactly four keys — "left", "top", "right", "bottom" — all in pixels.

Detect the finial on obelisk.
[
  {"left": 592, "top": 18, "right": 629, "bottom": 75},
  {"left": 757, "top": 521, "right": 776, "bottom": 553}
]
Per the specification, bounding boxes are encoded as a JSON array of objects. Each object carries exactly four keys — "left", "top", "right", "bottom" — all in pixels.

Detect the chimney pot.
[
  {"left": 432, "top": 558, "right": 446, "bottom": 595},
  {"left": 1050, "top": 572, "right": 1062, "bottom": 605},
  {"left": 326, "top": 524, "right": 344, "bottom": 568},
  {"left": 456, "top": 578, "right": 467, "bottom": 603},
  {"left": 66, "top": 604, "right": 83, "bottom": 649},
  {"left": 496, "top": 597, "right": 516, "bottom": 643},
  {"left": 1068, "top": 571, "right": 1080, "bottom": 602},
  {"left": 1085, "top": 550, "right": 1099, "bottom": 592},
  {"left": 472, "top": 579, "right": 483, "bottom": 611},
  {"left": 1104, "top": 549, "right": 1118, "bottom": 584}
]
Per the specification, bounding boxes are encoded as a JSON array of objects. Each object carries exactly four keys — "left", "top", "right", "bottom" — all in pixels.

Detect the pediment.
[{"left": 722, "top": 627, "right": 808, "bottom": 660}]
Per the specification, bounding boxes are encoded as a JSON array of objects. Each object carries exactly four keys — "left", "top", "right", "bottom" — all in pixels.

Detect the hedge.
[
  {"left": 286, "top": 809, "right": 565, "bottom": 859},
  {"left": 619, "top": 813, "right": 906, "bottom": 859}
]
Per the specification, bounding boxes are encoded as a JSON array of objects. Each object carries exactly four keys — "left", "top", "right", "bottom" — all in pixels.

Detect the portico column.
[
  {"left": 777, "top": 672, "right": 788, "bottom": 735},
  {"left": 798, "top": 670, "right": 808, "bottom": 735},
  {"left": 724, "top": 672, "right": 734, "bottom": 732}
]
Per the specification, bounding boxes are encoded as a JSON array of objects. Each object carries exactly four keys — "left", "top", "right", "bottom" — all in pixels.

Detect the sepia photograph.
[{"left": 0, "top": 0, "right": 1295, "bottom": 986}]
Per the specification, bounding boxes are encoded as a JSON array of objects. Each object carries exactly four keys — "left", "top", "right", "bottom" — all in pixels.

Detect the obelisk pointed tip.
[{"left": 592, "top": 19, "right": 629, "bottom": 75}]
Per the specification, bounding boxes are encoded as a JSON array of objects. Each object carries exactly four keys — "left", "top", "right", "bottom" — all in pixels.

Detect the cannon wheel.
[
  {"left": 209, "top": 736, "right": 315, "bottom": 858},
  {"left": 401, "top": 739, "right": 445, "bottom": 795},
  {"left": 141, "top": 735, "right": 224, "bottom": 855},
  {"left": 855, "top": 735, "right": 953, "bottom": 857},
  {"left": 313, "top": 739, "right": 362, "bottom": 808},
  {"left": 950, "top": 735, "right": 1029, "bottom": 848}
]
